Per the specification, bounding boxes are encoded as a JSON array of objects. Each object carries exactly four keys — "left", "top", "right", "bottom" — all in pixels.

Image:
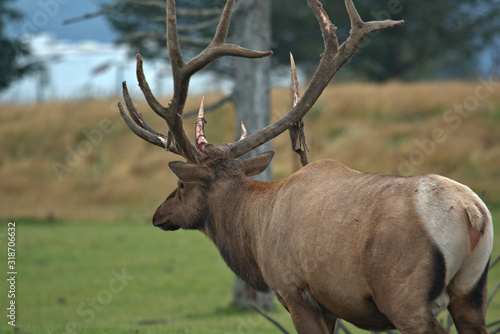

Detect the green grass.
[
  {"left": 0, "top": 220, "right": 296, "bottom": 334},
  {"left": 1, "top": 211, "right": 499, "bottom": 334}
]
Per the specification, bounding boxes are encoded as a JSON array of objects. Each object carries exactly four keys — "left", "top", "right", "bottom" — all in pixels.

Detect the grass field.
[
  {"left": 1, "top": 220, "right": 296, "bottom": 334},
  {"left": 1, "top": 81, "right": 500, "bottom": 333},
  {"left": 0, "top": 215, "right": 499, "bottom": 334}
]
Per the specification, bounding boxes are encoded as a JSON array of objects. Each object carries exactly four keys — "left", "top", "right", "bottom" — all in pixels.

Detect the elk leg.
[
  {"left": 448, "top": 295, "right": 488, "bottom": 334},
  {"left": 447, "top": 257, "right": 489, "bottom": 334},
  {"left": 374, "top": 299, "right": 449, "bottom": 334},
  {"left": 323, "top": 310, "right": 337, "bottom": 334},
  {"left": 275, "top": 293, "right": 289, "bottom": 312},
  {"left": 278, "top": 290, "right": 330, "bottom": 334},
  {"left": 369, "top": 272, "right": 449, "bottom": 334},
  {"left": 370, "top": 283, "right": 449, "bottom": 333},
  {"left": 276, "top": 291, "right": 335, "bottom": 333},
  {"left": 447, "top": 265, "right": 489, "bottom": 334},
  {"left": 287, "top": 302, "right": 330, "bottom": 334}
]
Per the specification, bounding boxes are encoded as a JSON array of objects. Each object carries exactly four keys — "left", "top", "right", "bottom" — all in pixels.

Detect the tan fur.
[{"left": 154, "top": 157, "right": 493, "bottom": 334}]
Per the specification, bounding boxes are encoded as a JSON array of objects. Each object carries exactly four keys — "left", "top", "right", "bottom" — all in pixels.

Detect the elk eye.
[{"left": 179, "top": 182, "right": 184, "bottom": 190}]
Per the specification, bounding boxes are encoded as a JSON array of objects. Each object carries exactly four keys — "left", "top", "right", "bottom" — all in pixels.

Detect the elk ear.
[
  {"left": 241, "top": 151, "right": 275, "bottom": 177},
  {"left": 169, "top": 161, "right": 214, "bottom": 186}
]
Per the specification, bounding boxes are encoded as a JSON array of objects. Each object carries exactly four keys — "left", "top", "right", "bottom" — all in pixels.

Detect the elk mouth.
[{"left": 153, "top": 220, "right": 180, "bottom": 231}]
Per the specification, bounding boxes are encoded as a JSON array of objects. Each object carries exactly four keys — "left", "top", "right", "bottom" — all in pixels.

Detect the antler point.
[{"left": 197, "top": 96, "right": 205, "bottom": 120}]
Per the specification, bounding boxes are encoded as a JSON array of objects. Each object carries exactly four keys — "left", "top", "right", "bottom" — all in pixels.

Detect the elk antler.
[
  {"left": 226, "top": 0, "right": 404, "bottom": 158},
  {"left": 119, "top": 0, "right": 403, "bottom": 163},
  {"left": 288, "top": 53, "right": 309, "bottom": 167},
  {"left": 118, "top": 0, "right": 272, "bottom": 163}
]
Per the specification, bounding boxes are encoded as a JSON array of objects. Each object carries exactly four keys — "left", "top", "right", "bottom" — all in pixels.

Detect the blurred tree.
[
  {"left": 0, "top": 0, "right": 38, "bottom": 91},
  {"left": 230, "top": 0, "right": 274, "bottom": 311},
  {"left": 102, "top": 0, "right": 225, "bottom": 60},
  {"left": 104, "top": 0, "right": 500, "bottom": 81},
  {"left": 272, "top": 0, "right": 500, "bottom": 81}
]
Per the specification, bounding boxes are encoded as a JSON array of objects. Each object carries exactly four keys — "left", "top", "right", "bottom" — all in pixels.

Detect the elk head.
[
  {"left": 152, "top": 151, "right": 274, "bottom": 231},
  {"left": 152, "top": 103, "right": 275, "bottom": 232},
  {"left": 117, "top": 0, "right": 403, "bottom": 230}
]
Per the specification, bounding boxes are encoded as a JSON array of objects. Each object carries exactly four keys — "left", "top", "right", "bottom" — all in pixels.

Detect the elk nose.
[{"left": 152, "top": 206, "right": 165, "bottom": 227}]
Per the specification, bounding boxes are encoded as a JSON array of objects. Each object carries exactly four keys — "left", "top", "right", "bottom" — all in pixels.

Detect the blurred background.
[{"left": 1, "top": 0, "right": 500, "bottom": 333}]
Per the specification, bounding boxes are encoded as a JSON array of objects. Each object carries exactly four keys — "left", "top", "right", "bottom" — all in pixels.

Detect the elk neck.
[{"left": 201, "top": 176, "right": 282, "bottom": 292}]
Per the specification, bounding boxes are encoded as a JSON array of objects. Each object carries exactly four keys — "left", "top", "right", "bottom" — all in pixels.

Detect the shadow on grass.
[{"left": 137, "top": 305, "right": 288, "bottom": 331}]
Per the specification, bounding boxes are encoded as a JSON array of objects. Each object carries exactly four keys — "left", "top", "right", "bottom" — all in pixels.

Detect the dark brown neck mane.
[{"left": 202, "top": 177, "right": 280, "bottom": 292}]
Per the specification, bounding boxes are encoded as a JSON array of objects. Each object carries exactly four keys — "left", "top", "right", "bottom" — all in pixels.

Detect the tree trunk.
[{"left": 230, "top": 0, "right": 274, "bottom": 310}]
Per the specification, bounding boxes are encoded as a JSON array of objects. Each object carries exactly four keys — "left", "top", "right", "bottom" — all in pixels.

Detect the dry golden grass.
[{"left": 1, "top": 81, "right": 500, "bottom": 221}]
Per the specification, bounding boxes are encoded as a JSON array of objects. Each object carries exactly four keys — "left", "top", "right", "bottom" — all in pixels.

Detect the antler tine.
[
  {"left": 122, "top": 81, "right": 162, "bottom": 137},
  {"left": 238, "top": 122, "right": 247, "bottom": 142},
  {"left": 184, "top": 0, "right": 272, "bottom": 78},
  {"left": 309, "top": 0, "right": 339, "bottom": 54},
  {"left": 166, "top": 0, "right": 184, "bottom": 72},
  {"left": 344, "top": 0, "right": 363, "bottom": 28},
  {"left": 195, "top": 97, "right": 211, "bottom": 151},
  {"left": 288, "top": 53, "right": 309, "bottom": 167},
  {"left": 119, "top": 82, "right": 184, "bottom": 155},
  {"left": 118, "top": 83, "right": 166, "bottom": 149},
  {"left": 228, "top": 0, "right": 404, "bottom": 159},
  {"left": 118, "top": 102, "right": 168, "bottom": 149},
  {"left": 290, "top": 53, "right": 300, "bottom": 107},
  {"left": 135, "top": 54, "right": 168, "bottom": 120},
  {"left": 212, "top": 0, "right": 234, "bottom": 45}
]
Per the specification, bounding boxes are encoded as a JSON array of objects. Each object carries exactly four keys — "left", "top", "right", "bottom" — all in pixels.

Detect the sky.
[
  {"left": 2, "top": 0, "right": 236, "bottom": 103},
  {"left": 7, "top": 0, "right": 117, "bottom": 42}
]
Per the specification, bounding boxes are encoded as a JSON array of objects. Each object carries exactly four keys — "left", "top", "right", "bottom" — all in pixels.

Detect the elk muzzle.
[{"left": 152, "top": 203, "right": 180, "bottom": 231}]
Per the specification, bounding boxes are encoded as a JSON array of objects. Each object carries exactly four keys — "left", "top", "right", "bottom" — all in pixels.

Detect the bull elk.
[{"left": 117, "top": 0, "right": 494, "bottom": 333}]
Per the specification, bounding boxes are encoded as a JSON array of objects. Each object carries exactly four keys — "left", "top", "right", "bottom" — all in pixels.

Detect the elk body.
[
  {"left": 155, "top": 152, "right": 493, "bottom": 334},
  {"left": 117, "top": 0, "right": 494, "bottom": 333}
]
